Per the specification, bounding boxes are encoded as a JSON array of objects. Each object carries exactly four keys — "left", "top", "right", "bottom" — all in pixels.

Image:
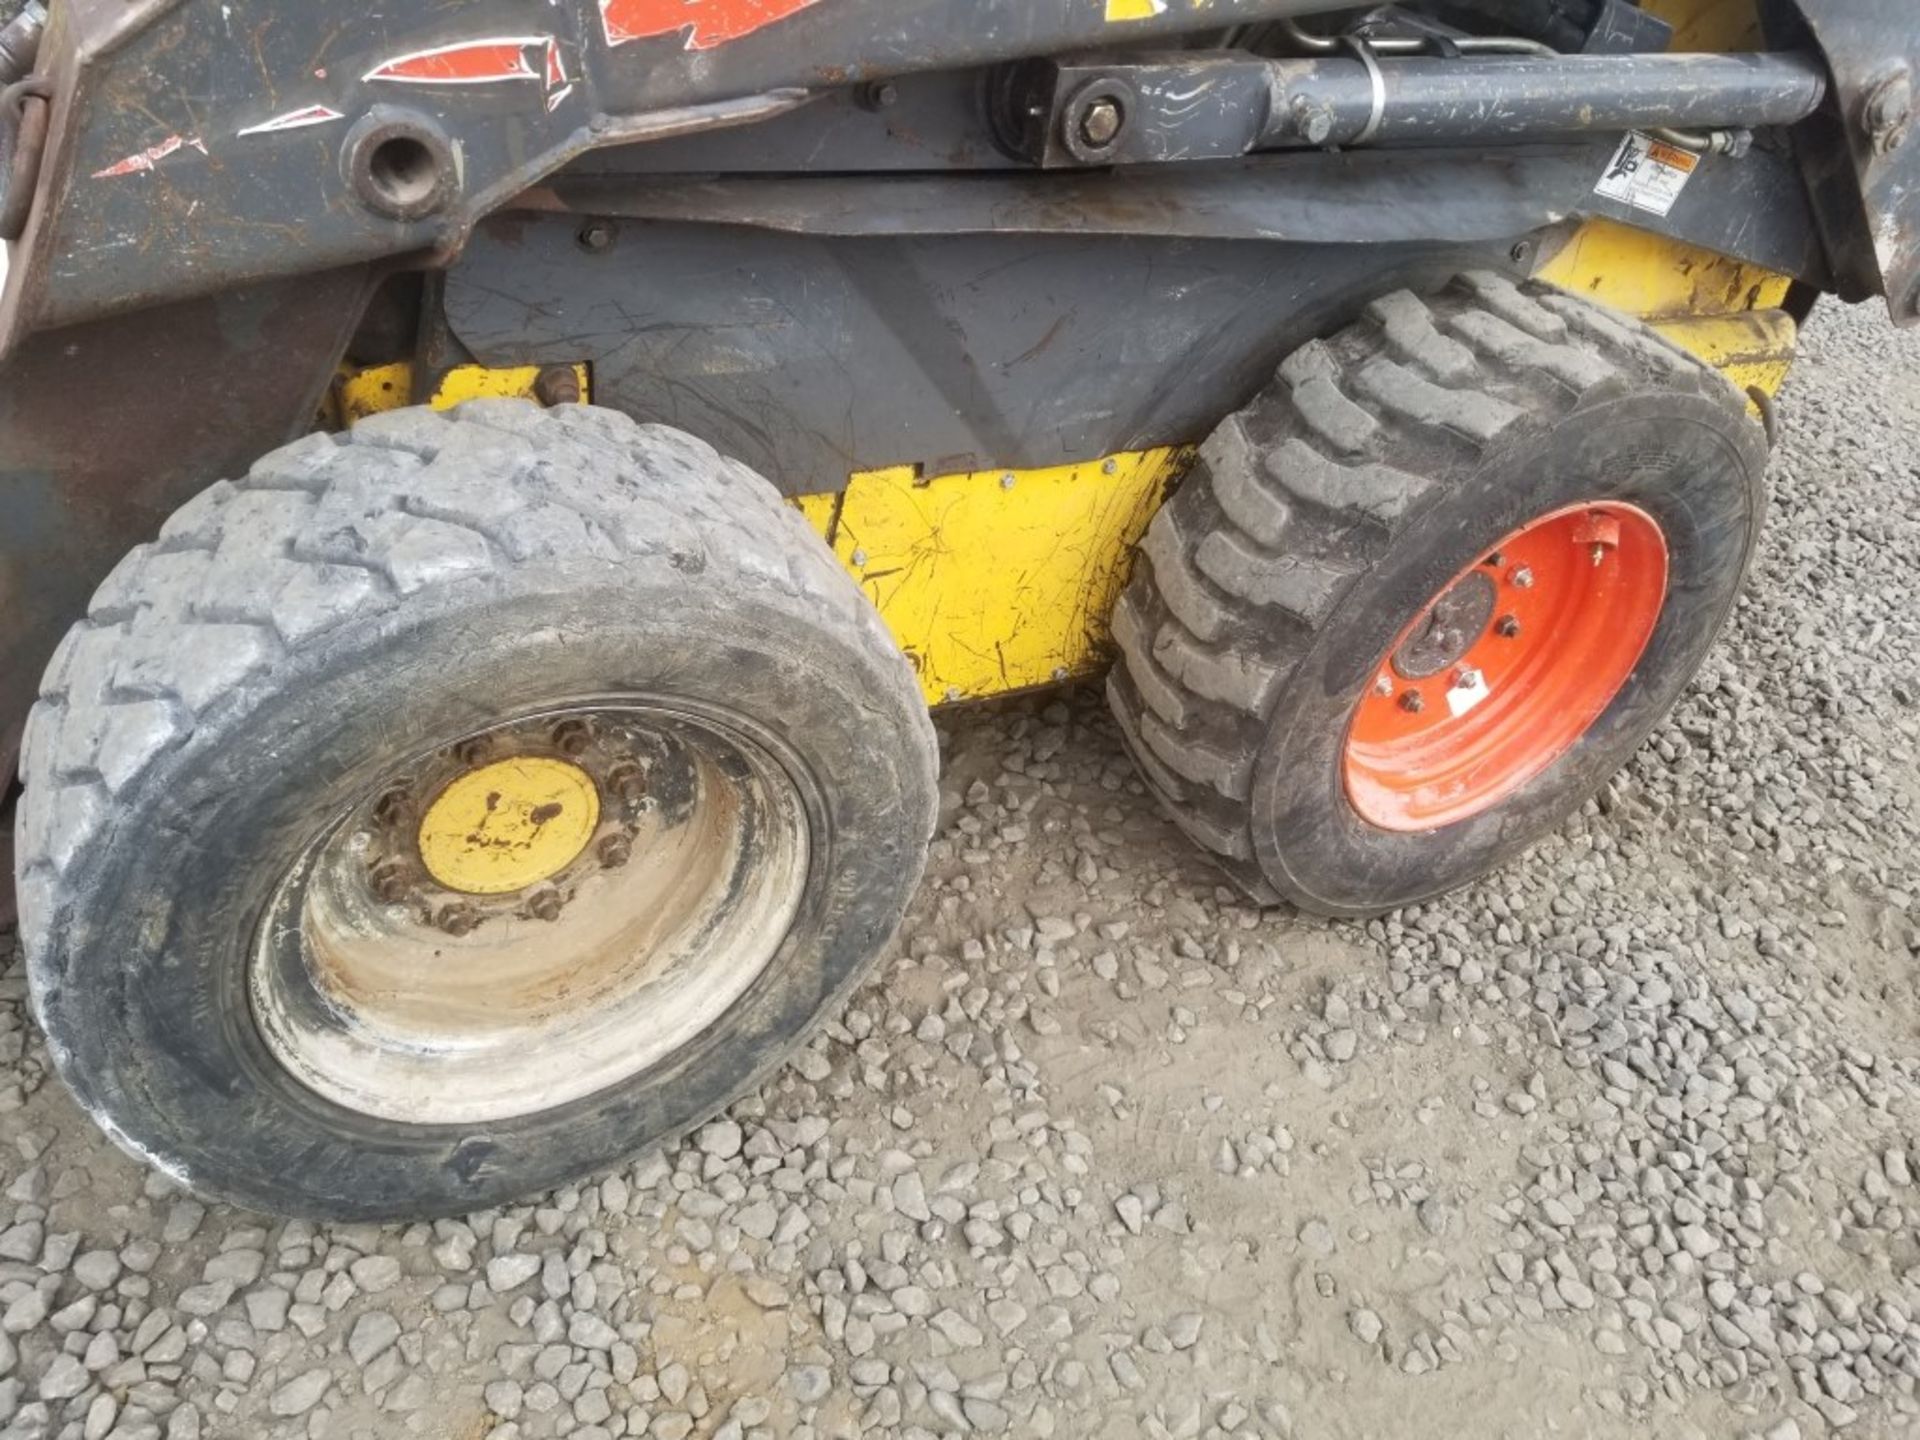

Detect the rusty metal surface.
[{"left": 0, "top": 265, "right": 375, "bottom": 773}]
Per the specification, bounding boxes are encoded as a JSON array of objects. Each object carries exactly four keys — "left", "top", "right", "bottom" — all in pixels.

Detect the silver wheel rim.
[{"left": 249, "top": 703, "right": 811, "bottom": 1125}]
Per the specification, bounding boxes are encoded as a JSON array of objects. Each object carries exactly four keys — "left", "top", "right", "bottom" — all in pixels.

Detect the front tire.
[
  {"left": 15, "top": 401, "right": 938, "bottom": 1219},
  {"left": 1109, "top": 273, "right": 1768, "bottom": 916}
]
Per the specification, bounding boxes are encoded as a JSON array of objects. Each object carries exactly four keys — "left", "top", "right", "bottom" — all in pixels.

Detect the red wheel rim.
[{"left": 1344, "top": 501, "right": 1669, "bottom": 832}]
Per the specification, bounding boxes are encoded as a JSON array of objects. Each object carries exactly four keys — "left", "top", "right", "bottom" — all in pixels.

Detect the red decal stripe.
[
  {"left": 600, "top": 0, "right": 822, "bottom": 52},
  {"left": 93, "top": 134, "right": 207, "bottom": 179},
  {"left": 364, "top": 37, "right": 548, "bottom": 85}
]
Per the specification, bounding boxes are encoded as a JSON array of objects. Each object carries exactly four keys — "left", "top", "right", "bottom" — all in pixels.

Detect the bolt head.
[
  {"left": 1374, "top": 675, "right": 1394, "bottom": 697},
  {"left": 1454, "top": 668, "right": 1483, "bottom": 691},
  {"left": 551, "top": 719, "right": 592, "bottom": 756},
  {"left": 1000, "top": 473, "right": 1017, "bottom": 490},
  {"left": 576, "top": 221, "right": 615, "bottom": 252},
  {"left": 435, "top": 903, "right": 480, "bottom": 937},
  {"left": 368, "top": 862, "right": 410, "bottom": 904},
  {"left": 527, "top": 889, "right": 563, "bottom": 922},
  {"left": 1102, "top": 458, "right": 1119, "bottom": 475},
  {"left": 606, "top": 764, "right": 647, "bottom": 805},
  {"left": 1079, "top": 98, "right": 1123, "bottom": 147},
  {"left": 599, "top": 834, "right": 632, "bottom": 869},
  {"left": 851, "top": 548, "right": 869, "bottom": 567},
  {"left": 1398, "top": 689, "right": 1425, "bottom": 714},
  {"left": 1510, "top": 565, "right": 1535, "bottom": 589},
  {"left": 1496, "top": 615, "right": 1521, "bottom": 639}
]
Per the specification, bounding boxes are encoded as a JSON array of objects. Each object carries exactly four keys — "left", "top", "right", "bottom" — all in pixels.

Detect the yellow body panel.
[{"left": 794, "top": 451, "right": 1187, "bottom": 704}]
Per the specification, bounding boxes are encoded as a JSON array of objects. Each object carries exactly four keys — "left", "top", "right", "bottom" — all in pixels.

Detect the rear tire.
[
  {"left": 1109, "top": 273, "right": 1768, "bottom": 916},
  {"left": 15, "top": 400, "right": 938, "bottom": 1219}
]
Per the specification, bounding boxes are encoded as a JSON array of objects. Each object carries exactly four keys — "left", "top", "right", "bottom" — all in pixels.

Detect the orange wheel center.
[{"left": 1344, "top": 501, "right": 1669, "bottom": 832}]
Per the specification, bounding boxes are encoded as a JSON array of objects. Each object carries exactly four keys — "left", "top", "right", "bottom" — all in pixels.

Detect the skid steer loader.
[{"left": 0, "top": 0, "right": 1912, "bottom": 1218}]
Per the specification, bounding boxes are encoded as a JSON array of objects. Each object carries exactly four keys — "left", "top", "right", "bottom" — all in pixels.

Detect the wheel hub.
[
  {"left": 250, "top": 703, "right": 812, "bottom": 1125},
  {"left": 417, "top": 756, "right": 601, "bottom": 895},
  {"left": 1345, "top": 502, "right": 1669, "bottom": 832}
]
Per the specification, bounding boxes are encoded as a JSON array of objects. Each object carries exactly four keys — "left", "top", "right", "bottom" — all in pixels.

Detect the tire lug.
[{"left": 434, "top": 902, "right": 480, "bottom": 937}]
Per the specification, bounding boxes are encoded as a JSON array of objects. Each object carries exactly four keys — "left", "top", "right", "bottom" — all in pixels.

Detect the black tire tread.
[
  {"left": 16, "top": 401, "right": 926, "bottom": 980},
  {"left": 1107, "top": 273, "right": 1744, "bottom": 902}
]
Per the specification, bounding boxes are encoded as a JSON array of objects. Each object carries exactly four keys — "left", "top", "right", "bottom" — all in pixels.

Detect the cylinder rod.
[{"left": 1262, "top": 51, "right": 1829, "bottom": 149}]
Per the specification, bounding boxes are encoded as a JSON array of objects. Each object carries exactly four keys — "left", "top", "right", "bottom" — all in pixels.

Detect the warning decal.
[{"left": 1593, "top": 131, "right": 1700, "bottom": 218}]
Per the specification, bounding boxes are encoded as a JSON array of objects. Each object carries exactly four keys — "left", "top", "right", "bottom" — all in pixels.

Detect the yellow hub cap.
[{"left": 417, "top": 757, "right": 601, "bottom": 895}]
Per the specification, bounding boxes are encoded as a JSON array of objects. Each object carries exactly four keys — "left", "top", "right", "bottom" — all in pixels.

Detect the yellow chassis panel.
[{"left": 797, "top": 452, "right": 1188, "bottom": 705}]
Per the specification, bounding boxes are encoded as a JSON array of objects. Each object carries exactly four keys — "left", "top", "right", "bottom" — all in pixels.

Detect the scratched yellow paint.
[
  {"left": 1539, "top": 219, "right": 1798, "bottom": 393},
  {"left": 792, "top": 450, "right": 1188, "bottom": 705},
  {"left": 333, "top": 362, "right": 590, "bottom": 425}
]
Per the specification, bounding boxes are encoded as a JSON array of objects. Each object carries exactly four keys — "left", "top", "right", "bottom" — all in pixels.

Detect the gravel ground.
[{"left": 0, "top": 296, "right": 1916, "bottom": 1440}]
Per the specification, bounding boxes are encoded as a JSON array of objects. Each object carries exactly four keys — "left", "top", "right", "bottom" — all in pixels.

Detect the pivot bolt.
[
  {"left": 599, "top": 834, "right": 633, "bottom": 869},
  {"left": 1496, "top": 614, "right": 1521, "bottom": 638},
  {"left": 434, "top": 902, "right": 480, "bottom": 937},
  {"left": 551, "top": 718, "right": 592, "bottom": 756},
  {"left": 1079, "top": 97, "right": 1123, "bottom": 148},
  {"left": 527, "top": 888, "right": 564, "bottom": 922},
  {"left": 576, "top": 220, "right": 616, "bottom": 252},
  {"left": 1509, "top": 565, "right": 1535, "bottom": 589},
  {"left": 1399, "top": 689, "right": 1425, "bottom": 714}
]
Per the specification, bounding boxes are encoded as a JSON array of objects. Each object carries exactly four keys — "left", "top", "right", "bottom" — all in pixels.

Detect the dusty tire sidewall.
[
  {"left": 1249, "top": 390, "right": 1767, "bottom": 916},
  {"left": 38, "top": 566, "right": 933, "bottom": 1219}
]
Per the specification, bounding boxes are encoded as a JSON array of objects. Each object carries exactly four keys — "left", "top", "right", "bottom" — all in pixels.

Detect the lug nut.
[
  {"left": 527, "top": 888, "right": 563, "bottom": 922},
  {"left": 1399, "top": 689, "right": 1425, "bottom": 714},
  {"left": 1374, "top": 675, "right": 1395, "bottom": 697},
  {"left": 1454, "top": 668, "right": 1483, "bottom": 690},
  {"left": 1496, "top": 614, "right": 1521, "bottom": 639},
  {"left": 368, "top": 861, "right": 410, "bottom": 904},
  {"left": 451, "top": 735, "right": 490, "bottom": 767},
  {"left": 434, "top": 902, "right": 480, "bottom": 937},
  {"left": 1483, "top": 551, "right": 1503, "bottom": 568},
  {"left": 372, "top": 788, "right": 410, "bottom": 826},
  {"left": 605, "top": 764, "right": 647, "bottom": 805},
  {"left": 1509, "top": 565, "right": 1535, "bottom": 589},
  {"left": 551, "top": 718, "right": 592, "bottom": 756},
  {"left": 599, "top": 834, "right": 633, "bottom": 869}
]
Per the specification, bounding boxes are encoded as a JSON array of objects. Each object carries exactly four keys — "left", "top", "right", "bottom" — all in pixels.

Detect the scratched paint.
[
  {"left": 92, "top": 135, "right": 207, "bottom": 179},
  {"left": 364, "top": 37, "right": 550, "bottom": 85},
  {"left": 237, "top": 105, "right": 345, "bottom": 138},
  {"left": 599, "top": 0, "right": 822, "bottom": 52}
]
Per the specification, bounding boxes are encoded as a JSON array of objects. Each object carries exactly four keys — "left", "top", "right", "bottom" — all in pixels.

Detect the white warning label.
[{"left": 1593, "top": 131, "right": 1701, "bottom": 218}]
